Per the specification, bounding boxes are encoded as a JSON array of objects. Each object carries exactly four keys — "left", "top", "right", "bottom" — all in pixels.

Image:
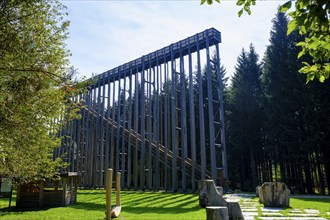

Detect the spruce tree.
[
  {"left": 261, "top": 11, "right": 330, "bottom": 194},
  {"left": 227, "top": 44, "right": 262, "bottom": 190}
]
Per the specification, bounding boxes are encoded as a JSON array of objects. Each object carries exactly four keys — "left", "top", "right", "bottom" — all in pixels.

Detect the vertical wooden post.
[
  {"left": 133, "top": 70, "right": 139, "bottom": 189},
  {"left": 196, "top": 35, "right": 206, "bottom": 181},
  {"left": 140, "top": 60, "right": 146, "bottom": 190},
  {"left": 126, "top": 70, "right": 133, "bottom": 189},
  {"left": 116, "top": 172, "right": 121, "bottom": 207},
  {"left": 215, "top": 44, "right": 228, "bottom": 180},
  {"left": 106, "top": 169, "right": 113, "bottom": 220},
  {"left": 170, "top": 45, "right": 178, "bottom": 191}
]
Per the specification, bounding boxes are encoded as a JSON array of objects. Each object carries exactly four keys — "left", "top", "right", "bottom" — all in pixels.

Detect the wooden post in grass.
[
  {"left": 106, "top": 169, "right": 113, "bottom": 220},
  {"left": 115, "top": 172, "right": 121, "bottom": 207},
  {"left": 111, "top": 172, "right": 122, "bottom": 218}
]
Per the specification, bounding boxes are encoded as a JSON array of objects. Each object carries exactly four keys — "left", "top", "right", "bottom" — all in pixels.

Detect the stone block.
[
  {"left": 206, "top": 206, "right": 229, "bottom": 220},
  {"left": 259, "top": 182, "right": 290, "bottom": 207},
  {"left": 256, "top": 186, "right": 260, "bottom": 197},
  {"left": 216, "top": 186, "right": 224, "bottom": 196},
  {"left": 198, "top": 180, "right": 227, "bottom": 207},
  {"left": 227, "top": 201, "right": 244, "bottom": 220},
  {"left": 199, "top": 180, "right": 244, "bottom": 220}
]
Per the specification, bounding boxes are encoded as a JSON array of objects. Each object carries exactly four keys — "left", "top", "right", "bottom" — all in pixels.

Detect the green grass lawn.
[
  {"left": 251, "top": 196, "right": 330, "bottom": 219},
  {"left": 0, "top": 190, "right": 205, "bottom": 220},
  {"left": 288, "top": 197, "right": 330, "bottom": 218},
  {"left": 1, "top": 190, "right": 329, "bottom": 219}
]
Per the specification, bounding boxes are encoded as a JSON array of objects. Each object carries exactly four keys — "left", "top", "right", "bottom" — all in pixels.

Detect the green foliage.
[
  {"left": 227, "top": 44, "right": 263, "bottom": 190},
  {"left": 201, "top": 0, "right": 220, "bottom": 5},
  {"left": 279, "top": 0, "right": 330, "bottom": 83},
  {"left": 201, "top": 0, "right": 330, "bottom": 83},
  {"left": 236, "top": 0, "right": 256, "bottom": 16},
  {"left": 0, "top": 1, "right": 80, "bottom": 183},
  {"left": 261, "top": 11, "right": 330, "bottom": 194}
]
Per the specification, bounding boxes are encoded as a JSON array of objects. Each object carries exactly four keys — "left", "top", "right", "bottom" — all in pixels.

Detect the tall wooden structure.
[{"left": 56, "top": 28, "right": 227, "bottom": 191}]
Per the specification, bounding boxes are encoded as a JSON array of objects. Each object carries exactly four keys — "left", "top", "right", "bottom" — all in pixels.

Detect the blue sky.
[{"left": 63, "top": 1, "right": 282, "bottom": 81}]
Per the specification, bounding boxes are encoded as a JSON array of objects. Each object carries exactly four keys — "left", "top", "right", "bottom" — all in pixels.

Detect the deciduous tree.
[{"left": 0, "top": 0, "right": 79, "bottom": 183}]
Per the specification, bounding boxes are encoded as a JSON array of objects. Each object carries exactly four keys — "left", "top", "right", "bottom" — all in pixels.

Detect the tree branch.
[{"left": 0, "top": 67, "right": 66, "bottom": 84}]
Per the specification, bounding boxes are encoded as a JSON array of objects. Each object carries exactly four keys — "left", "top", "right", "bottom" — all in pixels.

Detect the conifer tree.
[
  {"left": 261, "top": 11, "right": 330, "bottom": 194},
  {"left": 227, "top": 44, "right": 262, "bottom": 190}
]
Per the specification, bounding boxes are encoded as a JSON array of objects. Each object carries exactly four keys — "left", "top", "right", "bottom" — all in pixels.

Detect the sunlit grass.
[
  {"left": 0, "top": 190, "right": 205, "bottom": 220},
  {"left": 287, "top": 197, "right": 330, "bottom": 218},
  {"left": 252, "top": 196, "right": 330, "bottom": 219},
  {"left": 1, "top": 191, "right": 329, "bottom": 219}
]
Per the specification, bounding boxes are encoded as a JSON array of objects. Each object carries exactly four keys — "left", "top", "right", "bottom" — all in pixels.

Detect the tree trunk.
[
  {"left": 304, "top": 162, "right": 314, "bottom": 194},
  {"left": 249, "top": 148, "right": 256, "bottom": 189}
]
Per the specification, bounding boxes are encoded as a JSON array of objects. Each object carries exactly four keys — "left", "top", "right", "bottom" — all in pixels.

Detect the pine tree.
[
  {"left": 227, "top": 44, "right": 262, "bottom": 190},
  {"left": 261, "top": 11, "right": 330, "bottom": 194}
]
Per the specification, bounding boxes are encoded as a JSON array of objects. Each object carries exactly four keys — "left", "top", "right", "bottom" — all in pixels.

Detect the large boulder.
[{"left": 258, "top": 182, "right": 290, "bottom": 207}]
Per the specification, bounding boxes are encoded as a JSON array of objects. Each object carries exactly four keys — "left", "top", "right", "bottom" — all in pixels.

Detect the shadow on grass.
[
  {"left": 71, "top": 191, "right": 200, "bottom": 214},
  {"left": 72, "top": 200, "right": 200, "bottom": 214},
  {"left": 0, "top": 206, "right": 52, "bottom": 217},
  {"left": 0, "top": 190, "right": 202, "bottom": 218}
]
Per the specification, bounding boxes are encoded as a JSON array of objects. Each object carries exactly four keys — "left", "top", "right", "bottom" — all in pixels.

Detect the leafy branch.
[{"left": 200, "top": 0, "right": 330, "bottom": 83}]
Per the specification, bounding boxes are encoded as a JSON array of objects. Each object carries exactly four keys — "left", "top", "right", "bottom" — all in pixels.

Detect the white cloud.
[{"left": 64, "top": 1, "right": 282, "bottom": 80}]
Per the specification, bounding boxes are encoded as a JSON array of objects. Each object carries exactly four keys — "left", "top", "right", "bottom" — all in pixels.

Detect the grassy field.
[
  {"left": 1, "top": 190, "right": 329, "bottom": 219},
  {"left": 288, "top": 197, "right": 330, "bottom": 218},
  {"left": 0, "top": 190, "right": 205, "bottom": 220},
  {"left": 249, "top": 196, "right": 330, "bottom": 219}
]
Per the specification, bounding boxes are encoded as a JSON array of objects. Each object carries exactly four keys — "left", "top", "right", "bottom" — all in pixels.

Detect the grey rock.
[{"left": 259, "top": 182, "right": 290, "bottom": 207}]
